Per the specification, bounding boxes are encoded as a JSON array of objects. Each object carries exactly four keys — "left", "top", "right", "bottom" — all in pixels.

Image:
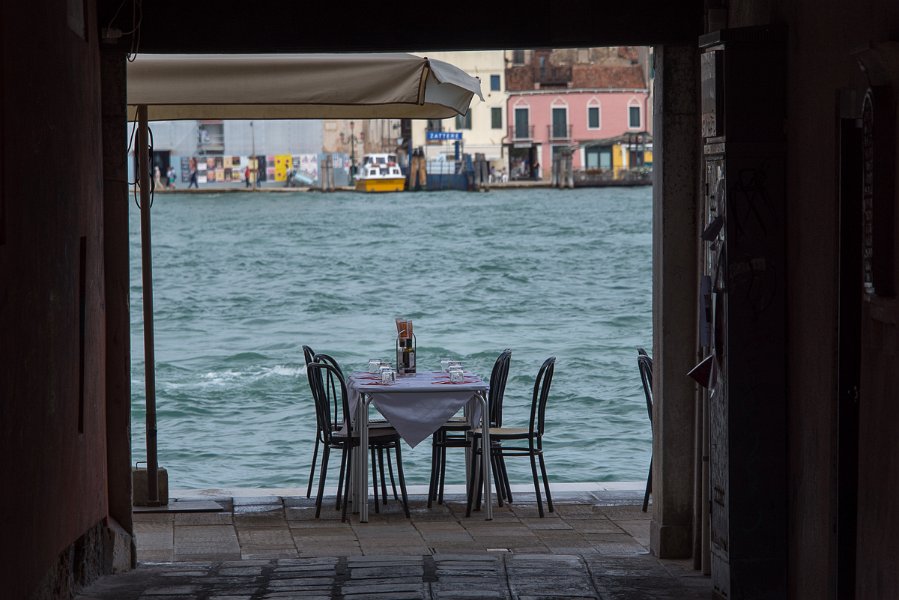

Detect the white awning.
[{"left": 126, "top": 53, "right": 483, "bottom": 121}]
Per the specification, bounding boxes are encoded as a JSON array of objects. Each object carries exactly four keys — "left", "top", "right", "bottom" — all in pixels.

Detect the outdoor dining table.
[{"left": 346, "top": 370, "right": 493, "bottom": 522}]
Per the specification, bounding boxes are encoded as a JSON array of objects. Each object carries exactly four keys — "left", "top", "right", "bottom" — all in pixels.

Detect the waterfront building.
[
  {"left": 409, "top": 50, "right": 508, "bottom": 173},
  {"left": 322, "top": 118, "right": 405, "bottom": 180},
  {"left": 504, "top": 48, "right": 652, "bottom": 182},
  {"left": 130, "top": 119, "right": 324, "bottom": 186}
]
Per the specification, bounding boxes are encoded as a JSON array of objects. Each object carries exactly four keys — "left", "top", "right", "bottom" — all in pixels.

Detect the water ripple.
[{"left": 130, "top": 187, "right": 652, "bottom": 489}]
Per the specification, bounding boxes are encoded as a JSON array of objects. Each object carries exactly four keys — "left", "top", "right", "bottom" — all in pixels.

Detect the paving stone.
[
  {"left": 342, "top": 582, "right": 427, "bottom": 593},
  {"left": 347, "top": 555, "right": 423, "bottom": 563},
  {"left": 141, "top": 585, "right": 200, "bottom": 595},
  {"left": 174, "top": 512, "right": 233, "bottom": 525},
  {"left": 615, "top": 519, "right": 651, "bottom": 546},
  {"left": 217, "top": 566, "right": 263, "bottom": 576},
  {"left": 232, "top": 496, "right": 282, "bottom": 506},
  {"left": 432, "top": 586, "right": 509, "bottom": 600},
  {"left": 76, "top": 495, "right": 716, "bottom": 600},
  {"left": 348, "top": 565, "right": 424, "bottom": 578}
]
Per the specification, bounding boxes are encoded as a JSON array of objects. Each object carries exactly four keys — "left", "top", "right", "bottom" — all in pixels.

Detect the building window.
[
  {"left": 455, "top": 111, "right": 472, "bottom": 130},
  {"left": 490, "top": 74, "right": 501, "bottom": 91},
  {"left": 491, "top": 107, "right": 503, "bottom": 129},
  {"left": 197, "top": 121, "right": 225, "bottom": 155},
  {"left": 586, "top": 146, "right": 613, "bottom": 170},
  {"left": 512, "top": 49, "right": 525, "bottom": 65},
  {"left": 588, "top": 105, "right": 600, "bottom": 129},
  {"left": 514, "top": 107, "right": 529, "bottom": 139},
  {"left": 427, "top": 119, "right": 443, "bottom": 132},
  {"left": 552, "top": 107, "right": 568, "bottom": 139},
  {"left": 628, "top": 103, "right": 642, "bottom": 129}
]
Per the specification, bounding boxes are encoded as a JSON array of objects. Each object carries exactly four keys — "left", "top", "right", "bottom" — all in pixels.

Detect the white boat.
[{"left": 354, "top": 153, "right": 406, "bottom": 192}]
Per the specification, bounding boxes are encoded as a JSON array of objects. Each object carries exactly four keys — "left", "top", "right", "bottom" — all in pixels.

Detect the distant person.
[
  {"left": 153, "top": 165, "right": 162, "bottom": 189},
  {"left": 188, "top": 158, "right": 199, "bottom": 189},
  {"left": 167, "top": 166, "right": 177, "bottom": 189},
  {"left": 244, "top": 165, "right": 251, "bottom": 188},
  {"left": 533, "top": 162, "right": 540, "bottom": 180}
]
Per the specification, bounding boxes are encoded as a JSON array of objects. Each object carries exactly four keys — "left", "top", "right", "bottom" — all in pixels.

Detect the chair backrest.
[
  {"left": 488, "top": 349, "right": 512, "bottom": 427},
  {"left": 636, "top": 348, "right": 653, "bottom": 426},
  {"left": 302, "top": 345, "right": 316, "bottom": 366},
  {"left": 312, "top": 353, "right": 345, "bottom": 429},
  {"left": 529, "top": 356, "right": 556, "bottom": 438},
  {"left": 306, "top": 360, "right": 351, "bottom": 443}
]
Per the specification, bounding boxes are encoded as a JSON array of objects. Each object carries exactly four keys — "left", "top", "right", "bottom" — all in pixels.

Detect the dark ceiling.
[{"left": 97, "top": 1, "right": 704, "bottom": 54}]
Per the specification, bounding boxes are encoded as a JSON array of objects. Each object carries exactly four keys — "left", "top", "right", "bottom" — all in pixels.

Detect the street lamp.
[
  {"left": 250, "top": 121, "right": 257, "bottom": 190},
  {"left": 349, "top": 121, "right": 356, "bottom": 184}
]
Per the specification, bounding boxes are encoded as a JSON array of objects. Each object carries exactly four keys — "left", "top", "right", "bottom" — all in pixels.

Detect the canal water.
[{"left": 129, "top": 186, "right": 653, "bottom": 489}]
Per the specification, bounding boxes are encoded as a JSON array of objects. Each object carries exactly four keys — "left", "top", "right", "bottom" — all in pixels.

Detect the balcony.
[
  {"left": 547, "top": 124, "right": 573, "bottom": 142},
  {"left": 508, "top": 124, "right": 535, "bottom": 142}
]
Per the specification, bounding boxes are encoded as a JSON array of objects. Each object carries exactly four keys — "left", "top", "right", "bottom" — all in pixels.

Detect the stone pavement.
[{"left": 77, "top": 489, "right": 712, "bottom": 599}]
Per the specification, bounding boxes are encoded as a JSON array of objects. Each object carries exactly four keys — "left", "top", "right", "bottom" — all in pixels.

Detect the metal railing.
[
  {"left": 547, "top": 124, "right": 573, "bottom": 141},
  {"left": 508, "top": 124, "right": 535, "bottom": 141}
]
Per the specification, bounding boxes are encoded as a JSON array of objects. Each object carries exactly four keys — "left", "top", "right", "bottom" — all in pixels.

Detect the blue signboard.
[{"left": 427, "top": 131, "right": 463, "bottom": 141}]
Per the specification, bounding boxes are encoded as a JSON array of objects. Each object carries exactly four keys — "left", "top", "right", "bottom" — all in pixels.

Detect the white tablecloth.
[{"left": 347, "top": 371, "right": 488, "bottom": 447}]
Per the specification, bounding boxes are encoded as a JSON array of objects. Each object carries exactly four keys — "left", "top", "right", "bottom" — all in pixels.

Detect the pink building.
[{"left": 504, "top": 48, "right": 652, "bottom": 181}]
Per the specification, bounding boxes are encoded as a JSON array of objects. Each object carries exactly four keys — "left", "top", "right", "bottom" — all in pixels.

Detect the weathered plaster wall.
[
  {"left": 0, "top": 1, "right": 115, "bottom": 597},
  {"left": 731, "top": 1, "right": 899, "bottom": 598}
]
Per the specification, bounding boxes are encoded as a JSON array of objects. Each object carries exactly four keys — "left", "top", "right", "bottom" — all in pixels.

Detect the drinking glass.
[
  {"left": 368, "top": 359, "right": 383, "bottom": 373},
  {"left": 440, "top": 358, "right": 453, "bottom": 372},
  {"left": 449, "top": 367, "right": 464, "bottom": 383},
  {"left": 380, "top": 366, "right": 396, "bottom": 384},
  {"left": 446, "top": 360, "right": 462, "bottom": 372}
]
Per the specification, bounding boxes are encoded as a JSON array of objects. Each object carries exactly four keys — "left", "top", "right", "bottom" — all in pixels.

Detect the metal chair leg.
[
  {"left": 371, "top": 447, "right": 380, "bottom": 513},
  {"left": 643, "top": 457, "right": 652, "bottom": 512},
  {"left": 438, "top": 435, "right": 449, "bottom": 504},
  {"left": 393, "top": 443, "right": 411, "bottom": 518},
  {"left": 427, "top": 431, "right": 440, "bottom": 508},
  {"left": 465, "top": 437, "right": 481, "bottom": 517},
  {"left": 499, "top": 455, "right": 513, "bottom": 502},
  {"left": 377, "top": 447, "right": 389, "bottom": 505},
  {"left": 315, "top": 445, "right": 331, "bottom": 519},
  {"left": 538, "top": 451, "right": 553, "bottom": 513},
  {"left": 341, "top": 447, "right": 353, "bottom": 523},
  {"left": 490, "top": 451, "right": 505, "bottom": 507},
  {"left": 386, "top": 447, "right": 399, "bottom": 500},
  {"left": 306, "top": 435, "right": 320, "bottom": 498},
  {"left": 529, "top": 453, "right": 544, "bottom": 518}
]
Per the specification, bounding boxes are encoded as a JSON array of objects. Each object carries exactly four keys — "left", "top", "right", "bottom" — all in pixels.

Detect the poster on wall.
[
  {"left": 181, "top": 157, "right": 191, "bottom": 183},
  {"left": 297, "top": 154, "right": 319, "bottom": 181}
]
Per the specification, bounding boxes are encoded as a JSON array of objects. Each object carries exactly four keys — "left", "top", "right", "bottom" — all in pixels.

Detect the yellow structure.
[{"left": 273, "top": 155, "right": 292, "bottom": 182}]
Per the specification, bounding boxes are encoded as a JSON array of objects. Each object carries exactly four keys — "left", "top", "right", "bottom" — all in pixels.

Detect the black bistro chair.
[
  {"left": 306, "top": 359, "right": 410, "bottom": 521},
  {"left": 637, "top": 347, "right": 653, "bottom": 512},
  {"left": 302, "top": 345, "right": 321, "bottom": 498},
  {"left": 427, "top": 349, "right": 512, "bottom": 507},
  {"left": 467, "top": 356, "right": 556, "bottom": 518},
  {"left": 303, "top": 346, "right": 399, "bottom": 504}
]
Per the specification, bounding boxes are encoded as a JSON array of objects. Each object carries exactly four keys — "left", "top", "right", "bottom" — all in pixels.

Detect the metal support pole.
[{"left": 138, "top": 104, "right": 160, "bottom": 505}]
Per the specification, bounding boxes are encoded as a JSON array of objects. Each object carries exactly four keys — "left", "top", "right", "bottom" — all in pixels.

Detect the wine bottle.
[{"left": 406, "top": 337, "right": 416, "bottom": 373}]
